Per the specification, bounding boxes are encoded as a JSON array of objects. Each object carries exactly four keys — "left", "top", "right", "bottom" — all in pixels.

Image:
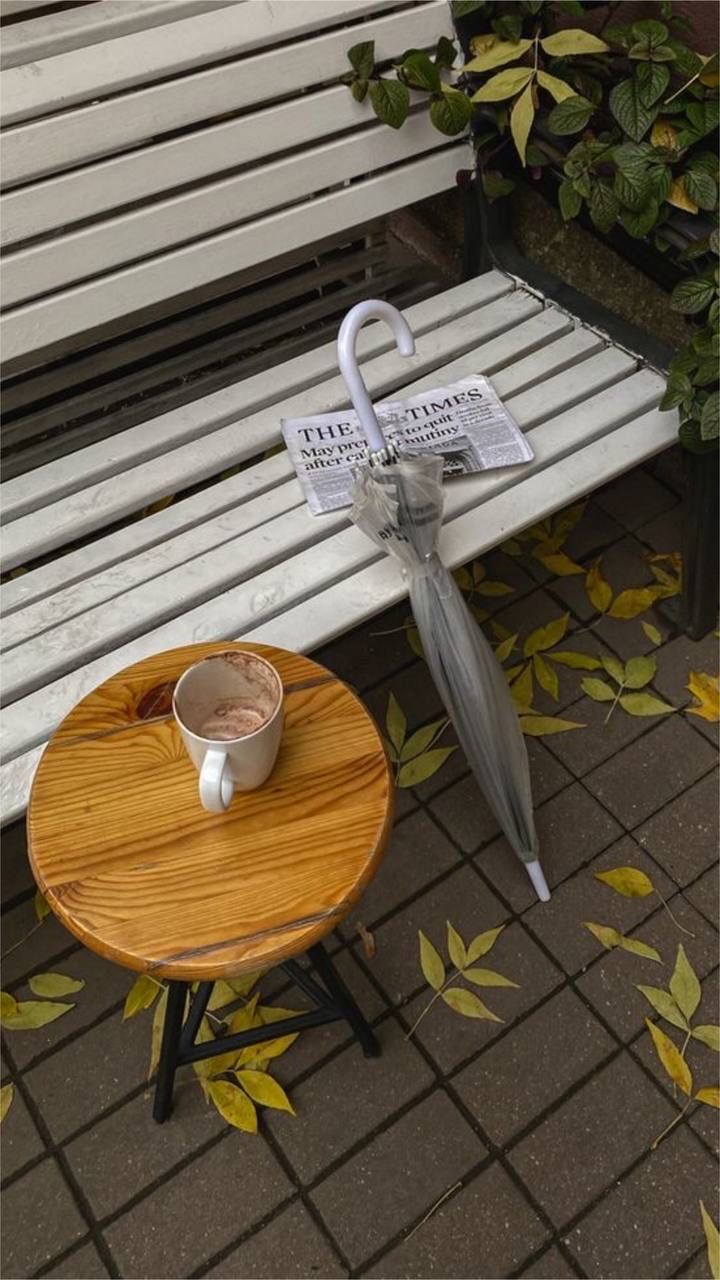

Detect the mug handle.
[{"left": 199, "top": 748, "right": 234, "bottom": 812}]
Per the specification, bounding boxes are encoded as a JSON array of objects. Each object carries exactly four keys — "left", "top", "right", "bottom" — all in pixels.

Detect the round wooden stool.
[{"left": 28, "top": 642, "right": 393, "bottom": 1122}]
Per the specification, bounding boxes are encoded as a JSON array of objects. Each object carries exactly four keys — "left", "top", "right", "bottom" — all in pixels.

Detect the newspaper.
[{"left": 282, "top": 375, "right": 534, "bottom": 516}]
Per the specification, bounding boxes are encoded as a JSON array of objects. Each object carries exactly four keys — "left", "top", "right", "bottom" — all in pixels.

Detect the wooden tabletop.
[{"left": 27, "top": 643, "right": 393, "bottom": 981}]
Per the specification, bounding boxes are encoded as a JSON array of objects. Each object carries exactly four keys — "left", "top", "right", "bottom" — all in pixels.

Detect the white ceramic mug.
[{"left": 172, "top": 651, "right": 284, "bottom": 813}]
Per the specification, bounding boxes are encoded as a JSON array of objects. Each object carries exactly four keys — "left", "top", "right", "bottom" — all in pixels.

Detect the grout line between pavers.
[{"left": 188, "top": 1186, "right": 303, "bottom": 1280}]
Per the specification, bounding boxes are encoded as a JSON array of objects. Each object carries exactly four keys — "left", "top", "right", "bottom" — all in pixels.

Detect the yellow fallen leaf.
[
  {"left": 686, "top": 671, "right": 720, "bottom": 722},
  {"left": 533, "top": 652, "right": 559, "bottom": 700},
  {"left": 28, "top": 973, "right": 84, "bottom": 998},
  {"left": 582, "top": 677, "right": 615, "bottom": 702},
  {"left": 34, "top": 891, "right": 50, "bottom": 921},
  {"left": 594, "top": 866, "right": 654, "bottom": 897},
  {"left": 641, "top": 621, "right": 662, "bottom": 646},
  {"left": 123, "top": 974, "right": 160, "bottom": 1020},
  {"left": 511, "top": 662, "right": 534, "bottom": 709},
  {"left": 700, "top": 1201, "right": 720, "bottom": 1280},
  {"left": 447, "top": 921, "right": 468, "bottom": 971},
  {"left": 1, "top": 1000, "right": 74, "bottom": 1031},
  {"left": 693, "top": 1025, "right": 720, "bottom": 1052},
  {"left": 651, "top": 119, "right": 678, "bottom": 150},
  {"left": 636, "top": 985, "right": 689, "bottom": 1032},
  {"left": 442, "top": 987, "right": 502, "bottom": 1020},
  {"left": 398, "top": 747, "right": 455, "bottom": 787},
  {"left": 0, "top": 992, "right": 18, "bottom": 1019},
  {"left": 623, "top": 655, "right": 656, "bottom": 689},
  {"left": 669, "top": 944, "right": 701, "bottom": 1021},
  {"left": 668, "top": 176, "right": 699, "bottom": 214},
  {"left": 207, "top": 1079, "right": 258, "bottom": 1132},
  {"left": 619, "top": 937, "right": 662, "bottom": 963},
  {"left": 148, "top": 987, "right": 169, "bottom": 1080},
  {"left": 235, "top": 1069, "right": 295, "bottom": 1114},
  {"left": 524, "top": 613, "right": 570, "bottom": 657},
  {"left": 584, "top": 921, "right": 661, "bottom": 962},
  {"left": 695, "top": 1086, "right": 720, "bottom": 1109},
  {"left": 551, "top": 650, "right": 602, "bottom": 670},
  {"left": 466, "top": 926, "right": 504, "bottom": 963},
  {"left": 586, "top": 562, "right": 612, "bottom": 613},
  {"left": 601, "top": 655, "right": 625, "bottom": 684},
  {"left": 0, "top": 1083, "right": 13, "bottom": 1125},
  {"left": 494, "top": 633, "right": 518, "bottom": 663},
  {"left": 646, "top": 1018, "right": 693, "bottom": 1095},
  {"left": 533, "top": 550, "right": 584, "bottom": 576},
  {"left": 584, "top": 921, "right": 622, "bottom": 949},
  {"left": 608, "top": 586, "right": 664, "bottom": 619},
  {"left": 463, "top": 968, "right": 519, "bottom": 988},
  {"left": 519, "top": 715, "right": 584, "bottom": 735},
  {"left": 419, "top": 931, "right": 445, "bottom": 991},
  {"left": 619, "top": 692, "right": 675, "bottom": 717}
]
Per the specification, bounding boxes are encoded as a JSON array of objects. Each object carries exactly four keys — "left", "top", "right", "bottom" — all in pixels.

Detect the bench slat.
[
  {"left": 2, "top": 144, "right": 465, "bottom": 366},
  {"left": 3, "top": 115, "right": 446, "bottom": 305},
  {"left": 1, "top": 282, "right": 530, "bottom": 566},
  {"left": 1, "top": 1, "right": 236, "bottom": 69},
  {"left": 0, "top": 368, "right": 667, "bottom": 769},
  {"left": 1, "top": 0, "right": 395, "bottom": 124},
  {"left": 3, "top": 315, "right": 593, "bottom": 675},
  {"left": 2, "top": 2, "right": 451, "bottom": 187}
]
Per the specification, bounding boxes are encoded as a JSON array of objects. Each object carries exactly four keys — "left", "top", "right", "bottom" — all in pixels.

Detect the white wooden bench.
[{"left": 0, "top": 0, "right": 679, "bottom": 826}]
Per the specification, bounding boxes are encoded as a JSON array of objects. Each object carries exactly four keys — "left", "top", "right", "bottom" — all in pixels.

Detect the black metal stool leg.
[
  {"left": 308, "top": 943, "right": 380, "bottom": 1058},
  {"left": 152, "top": 980, "right": 188, "bottom": 1123}
]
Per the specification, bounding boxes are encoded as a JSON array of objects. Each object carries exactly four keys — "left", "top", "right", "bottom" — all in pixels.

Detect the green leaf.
[
  {"left": 620, "top": 198, "right": 660, "bottom": 239},
  {"left": 686, "top": 100, "right": 720, "bottom": 140},
  {"left": 594, "top": 866, "right": 654, "bottom": 897},
  {"left": 660, "top": 371, "right": 693, "bottom": 409},
  {"left": 581, "top": 677, "right": 615, "bottom": 702},
  {"left": 635, "top": 61, "right": 671, "bottom": 106},
  {"left": 0, "top": 1083, "right": 13, "bottom": 1125},
  {"left": 435, "top": 36, "right": 457, "bottom": 70},
  {"left": 589, "top": 181, "right": 620, "bottom": 234},
  {"left": 400, "top": 719, "right": 446, "bottom": 762},
  {"left": 701, "top": 392, "right": 719, "bottom": 442},
  {"left": 235, "top": 1069, "right": 294, "bottom": 1114},
  {"left": 348, "top": 40, "right": 375, "bottom": 80},
  {"left": 482, "top": 170, "right": 516, "bottom": 200},
  {"left": 693, "top": 1025, "right": 720, "bottom": 1052},
  {"left": 397, "top": 747, "right": 455, "bottom": 787},
  {"left": 620, "top": 692, "right": 675, "bottom": 716},
  {"left": 684, "top": 168, "right": 718, "bottom": 211},
  {"left": 465, "top": 38, "right": 532, "bottom": 73},
  {"left": 442, "top": 987, "right": 502, "bottom": 1020},
  {"left": 430, "top": 87, "right": 472, "bottom": 136},
  {"left": 559, "top": 179, "right": 583, "bottom": 220},
  {"left": 466, "top": 926, "right": 504, "bottom": 963},
  {"left": 369, "top": 79, "right": 410, "bottom": 129},
  {"left": 646, "top": 1018, "right": 693, "bottom": 1094},
  {"left": 473, "top": 66, "right": 533, "bottom": 103},
  {"left": 1, "top": 1000, "right": 73, "bottom": 1030},
  {"left": 636, "top": 984, "right": 690, "bottom": 1031},
  {"left": 351, "top": 80, "right": 368, "bottom": 104},
  {"left": 669, "top": 944, "right": 702, "bottom": 1020},
  {"left": 614, "top": 166, "right": 652, "bottom": 213},
  {"left": 519, "top": 715, "right": 584, "bottom": 735},
  {"left": 419, "top": 931, "right": 445, "bottom": 991},
  {"left": 402, "top": 51, "right": 441, "bottom": 93},
  {"left": 540, "top": 30, "right": 609, "bottom": 56},
  {"left": 700, "top": 1201, "right": 720, "bottom": 1280},
  {"left": 207, "top": 1080, "right": 258, "bottom": 1132},
  {"left": 123, "top": 973, "right": 160, "bottom": 1019},
  {"left": 28, "top": 973, "right": 84, "bottom": 998},
  {"left": 671, "top": 277, "right": 715, "bottom": 315},
  {"left": 385, "top": 692, "right": 406, "bottom": 754},
  {"left": 609, "top": 78, "right": 658, "bottom": 142},
  {"left": 623, "top": 655, "right": 656, "bottom": 689},
  {"left": 452, "top": 0, "right": 488, "bottom": 18},
  {"left": 447, "top": 921, "right": 467, "bottom": 971},
  {"left": 463, "top": 967, "right": 519, "bottom": 988},
  {"left": 548, "top": 94, "right": 594, "bottom": 135}
]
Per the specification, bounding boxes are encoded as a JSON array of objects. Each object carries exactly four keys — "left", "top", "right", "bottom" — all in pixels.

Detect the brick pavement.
[{"left": 1, "top": 459, "right": 718, "bottom": 1279}]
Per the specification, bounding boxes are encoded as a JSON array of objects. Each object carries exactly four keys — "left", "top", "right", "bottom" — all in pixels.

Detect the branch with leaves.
[{"left": 408, "top": 921, "right": 518, "bottom": 1038}]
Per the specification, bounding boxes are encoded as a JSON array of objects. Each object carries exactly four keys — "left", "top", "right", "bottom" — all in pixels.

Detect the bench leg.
[
  {"left": 308, "top": 942, "right": 380, "bottom": 1059},
  {"left": 152, "top": 980, "right": 188, "bottom": 1124},
  {"left": 682, "top": 450, "right": 719, "bottom": 640}
]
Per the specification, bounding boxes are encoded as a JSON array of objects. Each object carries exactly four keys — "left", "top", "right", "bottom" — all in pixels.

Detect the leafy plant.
[
  {"left": 660, "top": 230, "right": 719, "bottom": 452},
  {"left": 408, "top": 921, "right": 518, "bottom": 1037}
]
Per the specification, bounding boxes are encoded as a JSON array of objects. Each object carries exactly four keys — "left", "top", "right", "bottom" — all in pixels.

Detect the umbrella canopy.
[{"left": 338, "top": 300, "right": 550, "bottom": 903}]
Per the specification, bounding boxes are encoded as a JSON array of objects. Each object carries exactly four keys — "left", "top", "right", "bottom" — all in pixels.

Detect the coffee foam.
[{"left": 199, "top": 698, "right": 269, "bottom": 741}]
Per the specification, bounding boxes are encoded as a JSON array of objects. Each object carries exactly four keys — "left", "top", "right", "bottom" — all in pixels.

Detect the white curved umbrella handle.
[{"left": 337, "top": 299, "right": 416, "bottom": 454}]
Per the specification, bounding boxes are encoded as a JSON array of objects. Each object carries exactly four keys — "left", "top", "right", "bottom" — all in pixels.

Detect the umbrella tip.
[{"left": 525, "top": 859, "right": 551, "bottom": 903}]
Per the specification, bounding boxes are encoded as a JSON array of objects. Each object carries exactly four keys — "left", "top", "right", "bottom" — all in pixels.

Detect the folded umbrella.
[{"left": 338, "top": 300, "right": 550, "bottom": 903}]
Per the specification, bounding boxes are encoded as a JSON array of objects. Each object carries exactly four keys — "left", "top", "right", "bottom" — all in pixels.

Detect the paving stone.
[
  {"left": 648, "top": 446, "right": 684, "bottom": 498},
  {"left": 7, "top": 949, "right": 133, "bottom": 1072},
  {"left": 491, "top": 587, "right": 578, "bottom": 652},
  {"left": 410, "top": 729, "right": 470, "bottom": 803},
  {"left": 475, "top": 783, "right": 623, "bottom": 913},
  {"left": 652, "top": 631, "right": 720, "bottom": 711},
  {"left": 364, "top": 664, "right": 444, "bottom": 743},
  {"left": 428, "top": 773, "right": 499, "bottom": 854},
  {"left": 65, "top": 1081, "right": 226, "bottom": 1219},
  {"left": 684, "top": 867, "right": 719, "bottom": 931},
  {"left": 406, "top": 922, "right": 562, "bottom": 1075},
  {"left": 509, "top": 1053, "right": 675, "bottom": 1227},
  {"left": 0, "top": 1157, "right": 86, "bottom": 1278},
  {"left": 340, "top": 810, "right": 459, "bottom": 937},
  {"left": 357, "top": 864, "right": 506, "bottom": 1008},
  {"left": 584, "top": 718, "right": 717, "bottom": 830},
  {"left": 313, "top": 602, "right": 417, "bottom": 695},
  {"left": 0, "top": 820, "right": 34, "bottom": 907},
  {"left": 267, "top": 1017, "right": 432, "bottom": 1184},
  {"left": 542, "top": 690, "right": 652, "bottom": 778},
  {"left": 562, "top": 499, "right": 625, "bottom": 561},
  {"left": 105, "top": 1135, "right": 292, "bottom": 1279},
  {"left": 472, "top": 546, "right": 537, "bottom": 608},
  {"left": 523, "top": 837, "right": 675, "bottom": 975},
  {"left": 310, "top": 1091, "right": 484, "bottom": 1269},
  {"left": 43, "top": 1241, "right": 110, "bottom": 1278},
  {"left": 519, "top": 1244, "right": 579, "bottom": 1277},
  {"left": 576, "top": 897, "right": 716, "bottom": 1042},
  {"left": 596, "top": 468, "right": 677, "bottom": 533},
  {"left": 566, "top": 1127, "right": 718, "bottom": 1279},
  {"left": 1, "top": 900, "right": 77, "bottom": 988},
  {"left": 636, "top": 502, "right": 683, "bottom": 554},
  {"left": 366, "top": 1161, "right": 548, "bottom": 1278},
  {"left": 205, "top": 1201, "right": 346, "bottom": 1278},
  {"left": 634, "top": 772, "right": 719, "bottom": 887},
  {"left": 679, "top": 1246, "right": 714, "bottom": 1278},
  {"left": 0, "top": 1086, "right": 45, "bottom": 1182},
  {"left": 453, "top": 988, "right": 615, "bottom": 1145},
  {"left": 23, "top": 1005, "right": 151, "bottom": 1143}
]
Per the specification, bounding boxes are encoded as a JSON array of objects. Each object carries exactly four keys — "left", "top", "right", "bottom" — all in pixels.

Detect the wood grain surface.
[{"left": 27, "top": 642, "right": 393, "bottom": 980}]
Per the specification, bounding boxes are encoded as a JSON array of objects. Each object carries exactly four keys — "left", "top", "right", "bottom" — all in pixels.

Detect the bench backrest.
[{"left": 1, "top": 0, "right": 463, "bottom": 376}]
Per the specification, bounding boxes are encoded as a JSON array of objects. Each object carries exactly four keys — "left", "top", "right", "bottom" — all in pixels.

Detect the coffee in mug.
[{"left": 172, "top": 651, "right": 284, "bottom": 812}]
